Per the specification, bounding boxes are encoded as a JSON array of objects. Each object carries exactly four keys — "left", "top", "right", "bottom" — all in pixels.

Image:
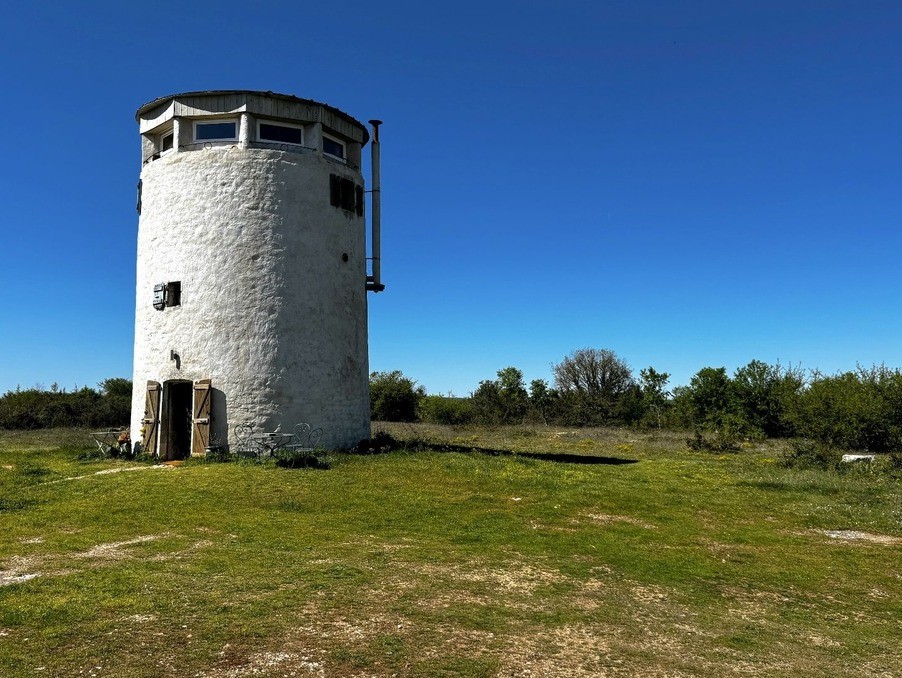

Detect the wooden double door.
[{"left": 141, "top": 379, "right": 211, "bottom": 460}]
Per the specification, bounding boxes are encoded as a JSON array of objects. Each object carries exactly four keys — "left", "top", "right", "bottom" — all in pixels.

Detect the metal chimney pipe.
[{"left": 368, "top": 119, "right": 384, "bottom": 292}]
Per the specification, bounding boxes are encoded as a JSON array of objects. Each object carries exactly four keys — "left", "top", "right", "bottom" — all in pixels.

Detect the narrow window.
[
  {"left": 258, "top": 121, "right": 304, "bottom": 145},
  {"left": 136, "top": 180, "right": 142, "bottom": 215},
  {"left": 165, "top": 281, "right": 181, "bottom": 307},
  {"left": 340, "top": 178, "right": 355, "bottom": 211},
  {"left": 330, "top": 174, "right": 342, "bottom": 207},
  {"left": 323, "top": 134, "right": 346, "bottom": 162},
  {"left": 194, "top": 120, "right": 238, "bottom": 142},
  {"left": 160, "top": 132, "right": 174, "bottom": 153}
]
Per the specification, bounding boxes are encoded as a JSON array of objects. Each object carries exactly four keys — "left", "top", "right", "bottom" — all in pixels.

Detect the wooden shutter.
[
  {"left": 142, "top": 381, "right": 161, "bottom": 456},
  {"left": 355, "top": 184, "right": 364, "bottom": 217},
  {"left": 192, "top": 379, "right": 212, "bottom": 456}
]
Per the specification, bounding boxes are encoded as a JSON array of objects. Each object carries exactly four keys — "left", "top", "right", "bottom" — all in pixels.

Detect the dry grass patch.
[{"left": 818, "top": 529, "right": 901, "bottom": 545}]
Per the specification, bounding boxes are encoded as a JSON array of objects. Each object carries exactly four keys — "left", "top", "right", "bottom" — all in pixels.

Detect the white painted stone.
[
  {"left": 841, "top": 454, "right": 876, "bottom": 463},
  {"left": 131, "top": 99, "right": 371, "bottom": 453}
]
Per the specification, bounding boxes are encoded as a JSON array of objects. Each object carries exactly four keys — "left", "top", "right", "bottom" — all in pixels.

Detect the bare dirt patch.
[
  {"left": 0, "top": 534, "right": 170, "bottom": 585},
  {"left": 203, "top": 650, "right": 326, "bottom": 677},
  {"left": 77, "top": 535, "right": 163, "bottom": 560},
  {"left": 47, "top": 465, "right": 173, "bottom": 484},
  {"left": 497, "top": 624, "right": 618, "bottom": 677},
  {"left": 818, "top": 530, "right": 901, "bottom": 545},
  {"left": 580, "top": 513, "right": 657, "bottom": 529}
]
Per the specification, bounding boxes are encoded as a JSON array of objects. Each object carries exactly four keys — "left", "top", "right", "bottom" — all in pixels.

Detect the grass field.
[{"left": 0, "top": 424, "right": 899, "bottom": 676}]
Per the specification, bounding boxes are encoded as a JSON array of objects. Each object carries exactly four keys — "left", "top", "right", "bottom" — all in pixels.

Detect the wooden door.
[
  {"left": 142, "top": 381, "right": 161, "bottom": 456},
  {"left": 192, "top": 379, "right": 212, "bottom": 456}
]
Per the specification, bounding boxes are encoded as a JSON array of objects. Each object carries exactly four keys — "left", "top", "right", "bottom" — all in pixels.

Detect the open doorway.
[{"left": 161, "top": 380, "right": 193, "bottom": 460}]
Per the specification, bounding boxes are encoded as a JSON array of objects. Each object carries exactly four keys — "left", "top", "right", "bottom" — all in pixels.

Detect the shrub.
[
  {"left": 791, "top": 366, "right": 902, "bottom": 452},
  {"left": 369, "top": 371, "right": 425, "bottom": 422},
  {"left": 0, "top": 380, "right": 131, "bottom": 430},
  {"left": 780, "top": 439, "right": 841, "bottom": 471},
  {"left": 417, "top": 395, "right": 474, "bottom": 425},
  {"left": 355, "top": 430, "right": 399, "bottom": 454},
  {"left": 686, "top": 427, "right": 742, "bottom": 453}
]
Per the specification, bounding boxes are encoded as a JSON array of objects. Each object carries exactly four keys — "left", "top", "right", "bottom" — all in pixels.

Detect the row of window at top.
[{"left": 159, "top": 119, "right": 346, "bottom": 162}]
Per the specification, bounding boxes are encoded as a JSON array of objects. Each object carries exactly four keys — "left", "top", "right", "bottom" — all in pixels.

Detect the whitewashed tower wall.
[{"left": 131, "top": 91, "right": 373, "bottom": 454}]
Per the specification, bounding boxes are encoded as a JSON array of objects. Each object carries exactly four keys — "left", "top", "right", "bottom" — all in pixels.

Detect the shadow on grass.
[{"left": 411, "top": 442, "right": 639, "bottom": 466}]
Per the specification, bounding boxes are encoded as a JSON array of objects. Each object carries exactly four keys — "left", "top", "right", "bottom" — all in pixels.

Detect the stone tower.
[{"left": 131, "top": 90, "right": 382, "bottom": 458}]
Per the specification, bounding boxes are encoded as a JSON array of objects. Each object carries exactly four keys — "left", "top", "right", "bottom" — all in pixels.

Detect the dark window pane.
[
  {"left": 341, "top": 178, "right": 355, "bottom": 211},
  {"left": 196, "top": 122, "right": 237, "bottom": 140},
  {"left": 259, "top": 123, "right": 304, "bottom": 144},
  {"left": 330, "top": 174, "right": 342, "bottom": 207},
  {"left": 161, "top": 133, "right": 174, "bottom": 151},
  {"left": 165, "top": 281, "right": 181, "bottom": 307},
  {"left": 323, "top": 136, "right": 345, "bottom": 159},
  {"left": 355, "top": 185, "right": 364, "bottom": 216}
]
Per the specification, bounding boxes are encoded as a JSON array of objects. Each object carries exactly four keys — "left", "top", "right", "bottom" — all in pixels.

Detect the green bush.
[
  {"left": 730, "top": 360, "right": 803, "bottom": 438},
  {"left": 369, "top": 371, "right": 425, "bottom": 422},
  {"left": 780, "top": 439, "right": 841, "bottom": 471},
  {"left": 791, "top": 366, "right": 902, "bottom": 452},
  {"left": 685, "top": 427, "right": 742, "bottom": 453},
  {"left": 417, "top": 395, "right": 474, "bottom": 425},
  {"left": 0, "top": 380, "right": 131, "bottom": 430}
]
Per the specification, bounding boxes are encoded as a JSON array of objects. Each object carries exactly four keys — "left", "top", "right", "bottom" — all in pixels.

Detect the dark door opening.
[{"left": 161, "top": 380, "right": 193, "bottom": 460}]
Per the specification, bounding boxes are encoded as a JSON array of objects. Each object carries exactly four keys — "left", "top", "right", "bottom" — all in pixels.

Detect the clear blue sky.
[{"left": 1, "top": 1, "right": 900, "bottom": 396}]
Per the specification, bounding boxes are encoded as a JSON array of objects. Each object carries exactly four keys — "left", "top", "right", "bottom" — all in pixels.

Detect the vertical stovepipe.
[{"left": 368, "top": 119, "right": 384, "bottom": 291}]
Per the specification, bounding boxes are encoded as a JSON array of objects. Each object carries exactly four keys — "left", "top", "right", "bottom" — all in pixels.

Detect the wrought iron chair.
[
  {"left": 232, "top": 423, "right": 259, "bottom": 458},
  {"left": 279, "top": 423, "right": 325, "bottom": 466}
]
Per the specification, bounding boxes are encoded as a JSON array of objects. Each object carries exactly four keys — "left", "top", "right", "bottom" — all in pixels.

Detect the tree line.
[
  {"left": 0, "top": 379, "right": 132, "bottom": 430},
  {"left": 371, "top": 348, "right": 902, "bottom": 452}
]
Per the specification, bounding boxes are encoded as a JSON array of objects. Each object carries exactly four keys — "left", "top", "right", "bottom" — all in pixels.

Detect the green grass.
[{"left": 0, "top": 424, "right": 899, "bottom": 676}]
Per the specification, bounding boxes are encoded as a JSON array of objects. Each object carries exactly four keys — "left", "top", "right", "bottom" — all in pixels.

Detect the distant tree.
[
  {"left": 100, "top": 378, "right": 133, "bottom": 399},
  {"left": 472, "top": 367, "right": 529, "bottom": 425},
  {"left": 496, "top": 367, "right": 529, "bottom": 422},
  {"left": 615, "top": 383, "right": 645, "bottom": 425},
  {"left": 96, "top": 378, "right": 133, "bottom": 427},
  {"left": 472, "top": 379, "right": 503, "bottom": 425},
  {"left": 687, "top": 367, "right": 732, "bottom": 428},
  {"left": 528, "top": 379, "right": 555, "bottom": 425},
  {"left": 369, "top": 371, "right": 425, "bottom": 422},
  {"left": 730, "top": 360, "right": 803, "bottom": 437},
  {"left": 552, "top": 348, "right": 634, "bottom": 425},
  {"left": 639, "top": 367, "right": 670, "bottom": 428}
]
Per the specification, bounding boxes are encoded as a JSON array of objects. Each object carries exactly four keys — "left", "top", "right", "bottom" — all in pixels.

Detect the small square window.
[
  {"left": 152, "top": 281, "right": 182, "bottom": 310},
  {"left": 258, "top": 121, "right": 304, "bottom": 145},
  {"left": 323, "top": 134, "right": 346, "bottom": 162},
  {"left": 194, "top": 120, "right": 238, "bottom": 142}
]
